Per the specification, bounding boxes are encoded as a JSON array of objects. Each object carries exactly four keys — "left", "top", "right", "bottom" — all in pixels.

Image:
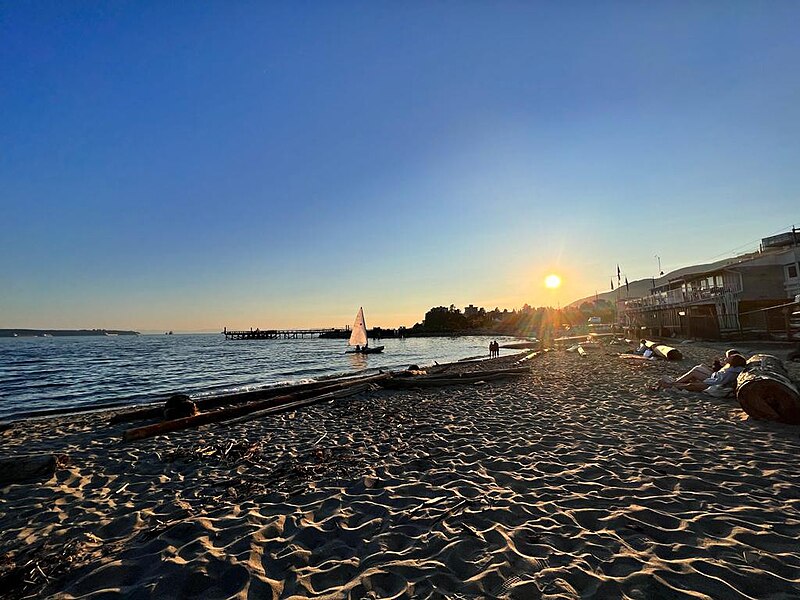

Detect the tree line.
[{"left": 409, "top": 300, "right": 616, "bottom": 340}]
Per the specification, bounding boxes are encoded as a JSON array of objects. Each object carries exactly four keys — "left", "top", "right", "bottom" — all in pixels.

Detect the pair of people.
[
  {"left": 657, "top": 349, "right": 747, "bottom": 393},
  {"left": 489, "top": 340, "right": 500, "bottom": 358}
]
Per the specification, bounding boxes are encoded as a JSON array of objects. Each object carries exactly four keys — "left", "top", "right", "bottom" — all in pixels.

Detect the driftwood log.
[
  {"left": 501, "top": 342, "right": 540, "bottom": 350},
  {"left": 222, "top": 383, "right": 372, "bottom": 427},
  {"left": 0, "top": 454, "right": 66, "bottom": 485},
  {"left": 644, "top": 341, "right": 683, "bottom": 361},
  {"left": 123, "top": 373, "right": 389, "bottom": 441},
  {"left": 736, "top": 354, "right": 800, "bottom": 424},
  {"left": 619, "top": 354, "right": 654, "bottom": 361},
  {"left": 111, "top": 372, "right": 385, "bottom": 424},
  {"left": 515, "top": 351, "right": 541, "bottom": 364},
  {"left": 380, "top": 368, "right": 529, "bottom": 389}
]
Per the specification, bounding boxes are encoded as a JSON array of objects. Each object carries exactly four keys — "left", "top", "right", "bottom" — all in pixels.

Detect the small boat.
[{"left": 347, "top": 307, "right": 384, "bottom": 354}]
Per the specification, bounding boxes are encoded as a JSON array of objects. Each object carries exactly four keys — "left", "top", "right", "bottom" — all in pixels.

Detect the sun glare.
[{"left": 544, "top": 274, "right": 562, "bottom": 289}]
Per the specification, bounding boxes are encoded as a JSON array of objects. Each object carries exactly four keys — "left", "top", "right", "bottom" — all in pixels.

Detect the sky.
[{"left": 2, "top": 2, "right": 799, "bottom": 331}]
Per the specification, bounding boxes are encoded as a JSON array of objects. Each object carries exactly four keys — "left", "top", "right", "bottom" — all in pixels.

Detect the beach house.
[{"left": 622, "top": 230, "right": 800, "bottom": 340}]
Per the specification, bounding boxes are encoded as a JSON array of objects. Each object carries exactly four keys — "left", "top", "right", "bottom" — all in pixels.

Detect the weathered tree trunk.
[
  {"left": 222, "top": 383, "right": 371, "bottom": 427},
  {"left": 645, "top": 341, "right": 683, "bottom": 361},
  {"left": 0, "top": 454, "right": 65, "bottom": 485},
  {"left": 736, "top": 354, "right": 800, "bottom": 424},
  {"left": 111, "top": 372, "right": 386, "bottom": 424},
  {"left": 123, "top": 373, "right": 389, "bottom": 441},
  {"left": 380, "top": 370, "right": 527, "bottom": 389}
]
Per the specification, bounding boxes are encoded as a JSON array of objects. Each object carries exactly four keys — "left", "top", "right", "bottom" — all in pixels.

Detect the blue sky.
[{"left": 2, "top": 2, "right": 799, "bottom": 330}]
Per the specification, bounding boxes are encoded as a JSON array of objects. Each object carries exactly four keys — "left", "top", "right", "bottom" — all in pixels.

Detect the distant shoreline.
[{"left": 0, "top": 329, "right": 140, "bottom": 338}]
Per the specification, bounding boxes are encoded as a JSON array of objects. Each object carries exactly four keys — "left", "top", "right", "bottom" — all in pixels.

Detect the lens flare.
[{"left": 544, "top": 274, "right": 561, "bottom": 289}]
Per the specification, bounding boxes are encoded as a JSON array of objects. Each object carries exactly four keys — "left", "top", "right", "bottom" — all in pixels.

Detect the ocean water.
[{"left": 0, "top": 333, "right": 523, "bottom": 420}]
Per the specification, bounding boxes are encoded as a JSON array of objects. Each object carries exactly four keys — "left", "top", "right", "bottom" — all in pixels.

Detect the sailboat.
[{"left": 347, "top": 307, "right": 384, "bottom": 354}]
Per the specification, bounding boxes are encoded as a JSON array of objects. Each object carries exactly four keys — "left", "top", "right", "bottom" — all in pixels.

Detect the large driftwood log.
[
  {"left": 111, "top": 372, "right": 386, "bottom": 424},
  {"left": 123, "top": 373, "right": 389, "bottom": 441},
  {"left": 644, "top": 341, "right": 683, "bottom": 361},
  {"left": 222, "top": 383, "right": 372, "bottom": 427},
  {"left": 736, "top": 354, "right": 800, "bottom": 424},
  {"left": 500, "top": 342, "right": 540, "bottom": 349},
  {"left": 380, "top": 370, "right": 528, "bottom": 389},
  {"left": 0, "top": 454, "right": 65, "bottom": 485}
]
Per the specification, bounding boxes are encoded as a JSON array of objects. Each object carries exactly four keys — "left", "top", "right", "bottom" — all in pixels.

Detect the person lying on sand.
[{"left": 655, "top": 351, "right": 747, "bottom": 392}]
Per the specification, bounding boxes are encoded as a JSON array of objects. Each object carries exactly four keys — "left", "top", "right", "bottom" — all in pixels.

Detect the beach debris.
[
  {"left": 163, "top": 394, "right": 198, "bottom": 420},
  {"left": 736, "top": 354, "right": 800, "bottom": 424},
  {"left": 0, "top": 454, "right": 69, "bottom": 485},
  {"left": 160, "top": 439, "right": 266, "bottom": 464},
  {"left": 0, "top": 537, "right": 84, "bottom": 600}
]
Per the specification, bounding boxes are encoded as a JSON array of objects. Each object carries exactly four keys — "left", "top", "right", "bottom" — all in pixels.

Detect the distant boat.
[
  {"left": 347, "top": 307, "right": 384, "bottom": 354},
  {"left": 165, "top": 331, "right": 173, "bottom": 335},
  {"left": 11, "top": 333, "right": 18, "bottom": 337},
  {"left": 104, "top": 332, "right": 118, "bottom": 337},
  {"left": 41, "top": 333, "right": 52, "bottom": 337}
]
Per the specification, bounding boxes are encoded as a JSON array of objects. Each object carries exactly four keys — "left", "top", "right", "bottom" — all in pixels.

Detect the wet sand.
[{"left": 2, "top": 346, "right": 800, "bottom": 598}]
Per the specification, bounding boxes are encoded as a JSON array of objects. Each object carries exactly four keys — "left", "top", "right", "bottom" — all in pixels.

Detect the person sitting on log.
[{"left": 656, "top": 352, "right": 747, "bottom": 392}]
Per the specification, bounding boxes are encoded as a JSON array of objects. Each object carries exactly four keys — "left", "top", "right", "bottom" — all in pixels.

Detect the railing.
[{"left": 625, "top": 286, "right": 741, "bottom": 311}]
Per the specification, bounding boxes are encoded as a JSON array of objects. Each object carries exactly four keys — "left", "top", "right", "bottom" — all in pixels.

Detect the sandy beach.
[{"left": 2, "top": 344, "right": 800, "bottom": 599}]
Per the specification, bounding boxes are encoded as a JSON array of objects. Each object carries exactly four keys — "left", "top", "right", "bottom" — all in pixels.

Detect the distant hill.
[
  {"left": 567, "top": 278, "right": 660, "bottom": 308},
  {"left": 0, "top": 329, "right": 140, "bottom": 338}
]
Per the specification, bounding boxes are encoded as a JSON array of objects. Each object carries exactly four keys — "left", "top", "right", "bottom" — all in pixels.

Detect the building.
[{"left": 623, "top": 230, "right": 800, "bottom": 340}]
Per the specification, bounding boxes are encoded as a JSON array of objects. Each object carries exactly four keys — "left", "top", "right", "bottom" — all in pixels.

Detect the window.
[{"left": 788, "top": 264, "right": 799, "bottom": 279}]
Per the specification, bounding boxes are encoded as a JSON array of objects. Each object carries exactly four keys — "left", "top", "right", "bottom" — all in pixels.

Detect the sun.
[{"left": 544, "top": 274, "right": 562, "bottom": 289}]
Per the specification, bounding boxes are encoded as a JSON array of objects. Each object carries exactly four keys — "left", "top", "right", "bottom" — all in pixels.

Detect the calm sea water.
[{"left": 0, "top": 334, "right": 522, "bottom": 420}]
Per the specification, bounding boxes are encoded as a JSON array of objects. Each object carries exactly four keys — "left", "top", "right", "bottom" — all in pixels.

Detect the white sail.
[{"left": 348, "top": 307, "right": 368, "bottom": 346}]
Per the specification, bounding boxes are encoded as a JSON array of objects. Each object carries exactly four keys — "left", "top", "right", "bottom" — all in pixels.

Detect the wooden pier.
[{"left": 223, "top": 327, "right": 347, "bottom": 340}]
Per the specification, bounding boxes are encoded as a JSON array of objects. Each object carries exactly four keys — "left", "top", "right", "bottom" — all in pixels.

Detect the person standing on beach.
[{"left": 489, "top": 341, "right": 494, "bottom": 357}]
